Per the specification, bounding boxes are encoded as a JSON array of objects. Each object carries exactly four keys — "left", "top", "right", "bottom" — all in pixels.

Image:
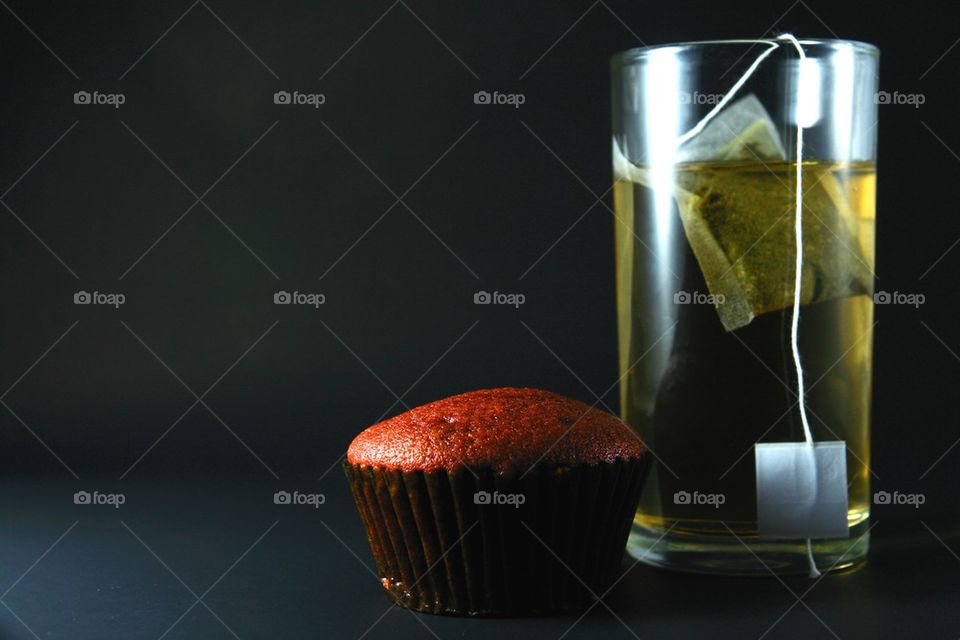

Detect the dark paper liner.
[{"left": 343, "top": 458, "right": 648, "bottom": 616}]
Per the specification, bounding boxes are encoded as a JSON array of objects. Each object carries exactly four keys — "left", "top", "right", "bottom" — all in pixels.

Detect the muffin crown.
[{"left": 347, "top": 387, "right": 644, "bottom": 473}]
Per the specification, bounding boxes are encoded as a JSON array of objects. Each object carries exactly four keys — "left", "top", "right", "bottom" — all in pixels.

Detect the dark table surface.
[{"left": 1, "top": 477, "right": 957, "bottom": 640}]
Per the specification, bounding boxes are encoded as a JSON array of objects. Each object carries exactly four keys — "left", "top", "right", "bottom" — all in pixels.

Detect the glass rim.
[{"left": 612, "top": 38, "right": 879, "bottom": 67}]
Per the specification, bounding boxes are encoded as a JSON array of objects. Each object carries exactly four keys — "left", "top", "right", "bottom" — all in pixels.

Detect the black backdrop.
[{"left": 1, "top": 1, "right": 956, "bottom": 516}]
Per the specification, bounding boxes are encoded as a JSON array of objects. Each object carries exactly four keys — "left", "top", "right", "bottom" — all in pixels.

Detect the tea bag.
[{"left": 615, "top": 95, "right": 873, "bottom": 331}]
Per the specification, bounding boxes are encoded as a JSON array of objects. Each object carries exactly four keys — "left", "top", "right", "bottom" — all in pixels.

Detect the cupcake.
[{"left": 343, "top": 387, "right": 648, "bottom": 616}]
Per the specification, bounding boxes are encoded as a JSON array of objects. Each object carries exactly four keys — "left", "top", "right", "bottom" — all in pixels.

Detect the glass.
[{"left": 611, "top": 39, "right": 878, "bottom": 575}]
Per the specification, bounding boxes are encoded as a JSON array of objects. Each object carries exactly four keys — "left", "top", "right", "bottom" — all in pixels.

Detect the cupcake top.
[{"left": 347, "top": 387, "right": 644, "bottom": 474}]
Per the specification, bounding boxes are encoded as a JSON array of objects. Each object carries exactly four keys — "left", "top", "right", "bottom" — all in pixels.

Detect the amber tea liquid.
[{"left": 615, "top": 160, "right": 875, "bottom": 575}]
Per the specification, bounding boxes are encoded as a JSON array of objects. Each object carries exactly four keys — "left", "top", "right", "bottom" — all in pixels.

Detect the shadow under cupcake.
[{"left": 343, "top": 387, "right": 649, "bottom": 616}]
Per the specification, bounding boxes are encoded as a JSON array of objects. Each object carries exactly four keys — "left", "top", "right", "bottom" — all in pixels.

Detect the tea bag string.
[
  {"left": 776, "top": 34, "right": 824, "bottom": 579},
  {"left": 675, "top": 41, "right": 780, "bottom": 147},
  {"left": 676, "top": 34, "right": 822, "bottom": 578},
  {"left": 777, "top": 32, "right": 822, "bottom": 579},
  {"left": 774, "top": 33, "right": 814, "bottom": 447}
]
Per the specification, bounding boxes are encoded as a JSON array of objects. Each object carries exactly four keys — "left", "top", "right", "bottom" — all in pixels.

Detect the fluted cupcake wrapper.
[{"left": 343, "top": 458, "right": 648, "bottom": 616}]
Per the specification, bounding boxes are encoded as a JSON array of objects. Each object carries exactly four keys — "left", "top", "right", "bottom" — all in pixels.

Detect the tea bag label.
[{"left": 755, "top": 441, "right": 849, "bottom": 539}]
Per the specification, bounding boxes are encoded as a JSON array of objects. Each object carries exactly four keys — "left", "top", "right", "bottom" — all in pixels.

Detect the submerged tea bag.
[{"left": 615, "top": 95, "right": 874, "bottom": 331}]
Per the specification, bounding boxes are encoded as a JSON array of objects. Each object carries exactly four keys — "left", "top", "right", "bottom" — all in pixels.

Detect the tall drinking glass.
[{"left": 611, "top": 39, "right": 878, "bottom": 575}]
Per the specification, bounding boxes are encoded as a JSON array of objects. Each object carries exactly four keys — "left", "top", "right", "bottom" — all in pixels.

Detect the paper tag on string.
[{"left": 755, "top": 441, "right": 849, "bottom": 539}]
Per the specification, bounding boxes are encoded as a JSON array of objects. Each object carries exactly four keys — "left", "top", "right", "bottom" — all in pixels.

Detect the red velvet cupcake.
[{"left": 343, "top": 387, "right": 648, "bottom": 615}]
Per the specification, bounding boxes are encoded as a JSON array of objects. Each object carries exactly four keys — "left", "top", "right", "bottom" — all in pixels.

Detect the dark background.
[{"left": 1, "top": 1, "right": 957, "bottom": 638}]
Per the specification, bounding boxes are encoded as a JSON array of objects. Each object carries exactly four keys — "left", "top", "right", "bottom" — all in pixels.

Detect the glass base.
[{"left": 627, "top": 519, "right": 869, "bottom": 576}]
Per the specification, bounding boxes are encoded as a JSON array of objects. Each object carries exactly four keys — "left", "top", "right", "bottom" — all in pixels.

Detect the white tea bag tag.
[{"left": 755, "top": 441, "right": 849, "bottom": 539}]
